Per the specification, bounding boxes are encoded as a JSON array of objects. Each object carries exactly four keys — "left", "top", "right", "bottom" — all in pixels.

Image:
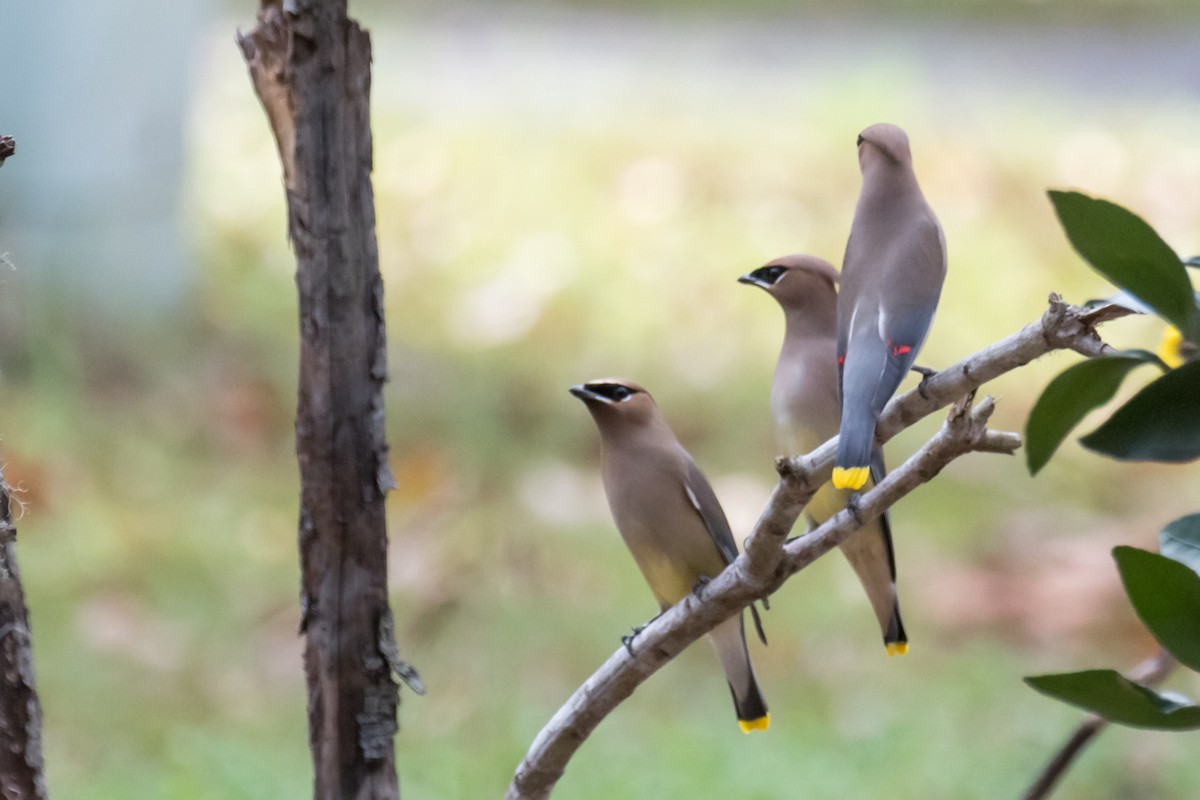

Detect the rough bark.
[
  {"left": 0, "top": 466, "right": 48, "bottom": 800},
  {"left": 239, "top": 4, "right": 410, "bottom": 798}
]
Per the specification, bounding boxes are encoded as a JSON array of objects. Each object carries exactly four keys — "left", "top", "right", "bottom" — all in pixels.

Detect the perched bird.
[
  {"left": 570, "top": 379, "right": 770, "bottom": 732},
  {"left": 834, "top": 123, "right": 947, "bottom": 491},
  {"left": 740, "top": 255, "right": 907, "bottom": 656}
]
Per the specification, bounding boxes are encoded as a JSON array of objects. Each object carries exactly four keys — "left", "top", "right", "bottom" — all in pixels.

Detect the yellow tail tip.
[
  {"left": 886, "top": 642, "right": 909, "bottom": 658},
  {"left": 738, "top": 713, "right": 770, "bottom": 734},
  {"left": 832, "top": 466, "right": 869, "bottom": 491}
]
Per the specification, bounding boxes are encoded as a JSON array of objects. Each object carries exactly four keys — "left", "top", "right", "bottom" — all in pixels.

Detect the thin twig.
[
  {"left": 506, "top": 296, "right": 1126, "bottom": 800},
  {"left": 1020, "top": 649, "right": 1177, "bottom": 800},
  {"left": 783, "top": 395, "right": 1021, "bottom": 576}
]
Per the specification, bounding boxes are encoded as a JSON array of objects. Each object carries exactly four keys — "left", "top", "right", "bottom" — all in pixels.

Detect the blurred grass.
[{"left": 3, "top": 5, "right": 1200, "bottom": 799}]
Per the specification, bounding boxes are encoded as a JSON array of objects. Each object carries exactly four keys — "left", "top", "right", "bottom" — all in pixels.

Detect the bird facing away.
[
  {"left": 570, "top": 378, "right": 770, "bottom": 732},
  {"left": 740, "top": 256, "right": 908, "bottom": 656},
  {"left": 834, "top": 123, "right": 947, "bottom": 491}
]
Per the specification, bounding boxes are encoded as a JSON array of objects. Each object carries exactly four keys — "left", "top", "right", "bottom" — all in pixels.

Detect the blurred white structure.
[{"left": 0, "top": 0, "right": 206, "bottom": 311}]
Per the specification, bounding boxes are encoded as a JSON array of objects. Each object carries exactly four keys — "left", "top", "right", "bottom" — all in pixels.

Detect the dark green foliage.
[
  {"left": 1025, "top": 193, "right": 1200, "bottom": 739},
  {"left": 1024, "top": 350, "right": 1162, "bottom": 474},
  {"left": 1079, "top": 361, "right": 1200, "bottom": 463},
  {"left": 1049, "top": 190, "right": 1198, "bottom": 340},
  {"left": 1025, "top": 670, "right": 1200, "bottom": 730},
  {"left": 1114, "top": 546, "right": 1200, "bottom": 672}
]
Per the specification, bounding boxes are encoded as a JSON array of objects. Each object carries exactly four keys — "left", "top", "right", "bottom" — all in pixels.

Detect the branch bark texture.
[
  {"left": 507, "top": 296, "right": 1127, "bottom": 800},
  {"left": 0, "top": 468, "right": 47, "bottom": 800},
  {"left": 239, "top": 4, "right": 402, "bottom": 798}
]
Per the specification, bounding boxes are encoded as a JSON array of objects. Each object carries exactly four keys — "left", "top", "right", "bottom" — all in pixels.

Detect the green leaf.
[
  {"left": 1025, "top": 670, "right": 1200, "bottom": 730},
  {"left": 1114, "top": 546, "right": 1200, "bottom": 672},
  {"left": 1049, "top": 190, "right": 1198, "bottom": 338},
  {"left": 1024, "top": 351, "right": 1163, "bottom": 474},
  {"left": 1079, "top": 361, "right": 1200, "bottom": 462},
  {"left": 1161, "top": 514, "right": 1200, "bottom": 577}
]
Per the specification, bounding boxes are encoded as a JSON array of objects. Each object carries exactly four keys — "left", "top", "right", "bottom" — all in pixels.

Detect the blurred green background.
[{"left": 2, "top": 2, "right": 1200, "bottom": 798}]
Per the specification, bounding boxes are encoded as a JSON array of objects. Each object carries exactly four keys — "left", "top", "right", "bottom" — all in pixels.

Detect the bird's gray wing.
[
  {"left": 872, "top": 219, "right": 945, "bottom": 412},
  {"left": 835, "top": 228, "right": 864, "bottom": 388},
  {"left": 683, "top": 455, "right": 768, "bottom": 645},
  {"left": 681, "top": 456, "right": 739, "bottom": 567}
]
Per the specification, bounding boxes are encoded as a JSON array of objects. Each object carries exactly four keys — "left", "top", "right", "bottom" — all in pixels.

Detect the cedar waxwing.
[
  {"left": 740, "top": 255, "right": 908, "bottom": 656},
  {"left": 570, "top": 379, "right": 770, "bottom": 733},
  {"left": 834, "top": 123, "right": 947, "bottom": 491}
]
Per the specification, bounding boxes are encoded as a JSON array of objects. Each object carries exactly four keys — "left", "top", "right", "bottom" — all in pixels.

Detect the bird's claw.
[
  {"left": 691, "top": 575, "right": 711, "bottom": 600},
  {"left": 622, "top": 610, "right": 665, "bottom": 655},
  {"left": 911, "top": 365, "right": 937, "bottom": 399},
  {"left": 621, "top": 625, "right": 645, "bottom": 655},
  {"left": 846, "top": 492, "right": 865, "bottom": 526}
]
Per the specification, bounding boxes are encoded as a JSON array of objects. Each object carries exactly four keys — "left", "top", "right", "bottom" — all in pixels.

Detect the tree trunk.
[
  {"left": 239, "top": 4, "right": 403, "bottom": 798},
  {"left": 0, "top": 465, "right": 48, "bottom": 800}
]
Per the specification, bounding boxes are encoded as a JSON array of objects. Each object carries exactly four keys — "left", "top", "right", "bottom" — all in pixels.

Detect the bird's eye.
[
  {"left": 611, "top": 386, "right": 632, "bottom": 401},
  {"left": 856, "top": 134, "right": 865, "bottom": 147},
  {"left": 752, "top": 265, "right": 787, "bottom": 285}
]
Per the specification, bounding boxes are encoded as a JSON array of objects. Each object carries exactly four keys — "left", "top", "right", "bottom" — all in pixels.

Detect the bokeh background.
[{"left": 2, "top": 1, "right": 1200, "bottom": 798}]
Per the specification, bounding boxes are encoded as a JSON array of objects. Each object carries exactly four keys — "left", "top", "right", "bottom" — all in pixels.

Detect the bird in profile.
[
  {"left": 571, "top": 378, "right": 770, "bottom": 732},
  {"left": 740, "top": 256, "right": 908, "bottom": 656},
  {"left": 834, "top": 123, "right": 947, "bottom": 492}
]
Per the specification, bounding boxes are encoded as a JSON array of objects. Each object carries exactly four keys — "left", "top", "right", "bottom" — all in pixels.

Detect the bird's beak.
[
  {"left": 569, "top": 384, "right": 605, "bottom": 403},
  {"left": 738, "top": 272, "right": 768, "bottom": 289}
]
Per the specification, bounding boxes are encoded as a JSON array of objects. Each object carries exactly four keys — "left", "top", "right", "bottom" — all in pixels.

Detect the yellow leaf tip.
[{"left": 832, "top": 466, "right": 869, "bottom": 491}]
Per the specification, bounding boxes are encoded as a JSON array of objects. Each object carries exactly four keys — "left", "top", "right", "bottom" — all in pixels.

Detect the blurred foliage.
[
  {"left": 1115, "top": 544, "right": 1200, "bottom": 675},
  {"left": 1024, "top": 349, "right": 1163, "bottom": 475},
  {"left": 1027, "top": 524, "right": 1200, "bottom": 731},
  {"left": 1026, "top": 669, "right": 1200, "bottom": 731},
  {"left": 1025, "top": 194, "right": 1200, "bottom": 744},
  {"left": 2, "top": 5, "right": 1200, "bottom": 799},
  {"left": 1049, "top": 192, "right": 1199, "bottom": 338}
]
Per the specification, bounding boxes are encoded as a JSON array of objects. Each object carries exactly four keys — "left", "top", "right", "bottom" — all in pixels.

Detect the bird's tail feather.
[
  {"left": 836, "top": 338, "right": 887, "bottom": 490},
  {"left": 732, "top": 678, "right": 770, "bottom": 733},
  {"left": 834, "top": 411, "right": 876, "bottom": 490},
  {"left": 885, "top": 607, "right": 908, "bottom": 656},
  {"left": 709, "top": 615, "right": 770, "bottom": 733},
  {"left": 838, "top": 514, "right": 908, "bottom": 656}
]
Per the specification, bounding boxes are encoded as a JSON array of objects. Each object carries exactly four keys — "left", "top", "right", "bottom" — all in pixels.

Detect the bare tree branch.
[
  {"left": 0, "top": 135, "right": 46, "bottom": 800},
  {"left": 240, "top": 3, "right": 411, "bottom": 798},
  {"left": 745, "top": 295, "right": 1126, "bottom": 583},
  {"left": 508, "top": 394, "right": 1015, "bottom": 800},
  {"left": 783, "top": 395, "right": 1020, "bottom": 577},
  {"left": 506, "top": 295, "right": 1128, "bottom": 800},
  {"left": 1019, "top": 649, "right": 1177, "bottom": 800},
  {"left": 0, "top": 467, "right": 48, "bottom": 800}
]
